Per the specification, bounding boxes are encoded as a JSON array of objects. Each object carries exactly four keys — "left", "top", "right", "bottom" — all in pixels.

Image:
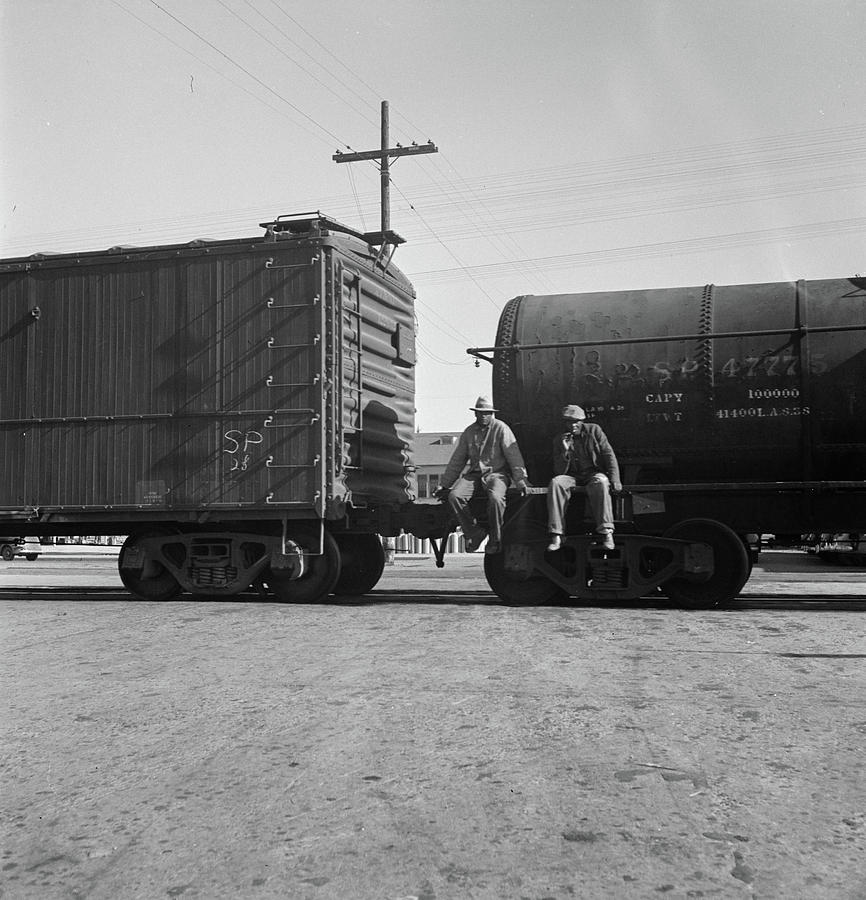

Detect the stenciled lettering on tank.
[
  {"left": 712, "top": 342, "right": 825, "bottom": 422},
  {"left": 715, "top": 405, "right": 811, "bottom": 419},
  {"left": 582, "top": 349, "right": 604, "bottom": 385},
  {"left": 583, "top": 403, "right": 626, "bottom": 418},
  {"left": 746, "top": 387, "right": 801, "bottom": 399},
  {"left": 645, "top": 392, "right": 686, "bottom": 403},
  {"left": 644, "top": 410, "right": 686, "bottom": 423},
  {"left": 643, "top": 391, "right": 687, "bottom": 424},
  {"left": 640, "top": 357, "right": 700, "bottom": 423},
  {"left": 717, "top": 352, "right": 828, "bottom": 379},
  {"left": 714, "top": 385, "right": 811, "bottom": 421},
  {"left": 648, "top": 356, "right": 701, "bottom": 388},
  {"left": 612, "top": 361, "right": 644, "bottom": 387}
]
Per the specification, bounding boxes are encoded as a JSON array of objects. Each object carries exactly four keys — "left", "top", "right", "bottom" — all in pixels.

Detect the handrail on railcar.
[{"left": 467, "top": 323, "right": 866, "bottom": 364}]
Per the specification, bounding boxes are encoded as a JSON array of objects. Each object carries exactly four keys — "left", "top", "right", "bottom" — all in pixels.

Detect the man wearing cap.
[
  {"left": 547, "top": 405, "right": 621, "bottom": 552},
  {"left": 438, "top": 396, "right": 529, "bottom": 554}
]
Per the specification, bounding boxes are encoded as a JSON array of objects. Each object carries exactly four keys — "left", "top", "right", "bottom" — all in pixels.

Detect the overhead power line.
[
  {"left": 5, "top": 124, "right": 864, "bottom": 257},
  {"left": 217, "top": 0, "right": 381, "bottom": 132},
  {"left": 107, "top": 0, "right": 328, "bottom": 140},
  {"left": 260, "top": 0, "right": 384, "bottom": 120},
  {"left": 408, "top": 217, "right": 866, "bottom": 285},
  {"left": 144, "top": 0, "right": 350, "bottom": 149},
  {"left": 389, "top": 176, "right": 504, "bottom": 311}
]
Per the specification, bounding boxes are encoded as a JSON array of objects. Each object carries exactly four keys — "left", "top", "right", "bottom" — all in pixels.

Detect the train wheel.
[
  {"left": 484, "top": 550, "right": 569, "bottom": 605},
  {"left": 661, "top": 518, "right": 751, "bottom": 608},
  {"left": 266, "top": 529, "right": 341, "bottom": 603},
  {"left": 118, "top": 531, "right": 182, "bottom": 601},
  {"left": 332, "top": 533, "right": 386, "bottom": 596}
]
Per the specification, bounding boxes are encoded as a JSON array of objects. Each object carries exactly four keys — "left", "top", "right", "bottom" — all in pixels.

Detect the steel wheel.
[
  {"left": 118, "top": 531, "right": 183, "bottom": 601},
  {"left": 332, "top": 533, "right": 386, "bottom": 596},
  {"left": 661, "top": 518, "right": 751, "bottom": 608},
  {"left": 484, "top": 550, "right": 569, "bottom": 605},
  {"left": 266, "top": 528, "right": 341, "bottom": 603}
]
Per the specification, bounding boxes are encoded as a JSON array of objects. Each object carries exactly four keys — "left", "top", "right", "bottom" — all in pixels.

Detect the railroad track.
[{"left": 2, "top": 586, "right": 864, "bottom": 609}]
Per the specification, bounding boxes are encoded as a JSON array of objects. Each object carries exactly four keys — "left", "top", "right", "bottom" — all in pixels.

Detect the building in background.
[{"left": 410, "top": 432, "right": 460, "bottom": 498}]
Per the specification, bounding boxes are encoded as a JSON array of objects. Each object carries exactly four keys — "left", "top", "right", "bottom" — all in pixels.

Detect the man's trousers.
[
  {"left": 547, "top": 473, "right": 613, "bottom": 535},
  {"left": 447, "top": 473, "right": 510, "bottom": 545}
]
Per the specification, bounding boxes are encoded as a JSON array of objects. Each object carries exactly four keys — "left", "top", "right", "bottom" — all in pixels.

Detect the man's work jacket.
[
  {"left": 551, "top": 423, "right": 621, "bottom": 488},
  {"left": 442, "top": 418, "right": 528, "bottom": 488}
]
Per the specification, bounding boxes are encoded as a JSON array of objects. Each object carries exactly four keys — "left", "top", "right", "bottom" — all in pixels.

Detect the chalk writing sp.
[{"left": 224, "top": 430, "right": 263, "bottom": 472}]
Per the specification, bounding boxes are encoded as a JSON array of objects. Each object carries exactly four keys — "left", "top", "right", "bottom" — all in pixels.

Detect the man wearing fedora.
[
  {"left": 438, "top": 396, "right": 529, "bottom": 554},
  {"left": 547, "top": 404, "right": 621, "bottom": 552}
]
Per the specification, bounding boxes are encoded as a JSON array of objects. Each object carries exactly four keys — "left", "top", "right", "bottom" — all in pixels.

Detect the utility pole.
[{"left": 333, "top": 100, "right": 437, "bottom": 248}]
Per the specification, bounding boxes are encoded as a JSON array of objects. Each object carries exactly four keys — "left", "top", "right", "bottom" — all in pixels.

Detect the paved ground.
[{"left": 1, "top": 551, "right": 865, "bottom": 899}]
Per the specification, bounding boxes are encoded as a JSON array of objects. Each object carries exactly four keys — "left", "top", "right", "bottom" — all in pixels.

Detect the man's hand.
[
  {"left": 611, "top": 481, "right": 623, "bottom": 493},
  {"left": 434, "top": 486, "right": 451, "bottom": 502},
  {"left": 514, "top": 479, "right": 530, "bottom": 496}
]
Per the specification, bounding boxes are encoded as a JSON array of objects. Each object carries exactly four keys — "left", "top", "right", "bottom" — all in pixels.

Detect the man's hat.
[
  {"left": 561, "top": 404, "right": 587, "bottom": 420},
  {"left": 470, "top": 396, "right": 497, "bottom": 412}
]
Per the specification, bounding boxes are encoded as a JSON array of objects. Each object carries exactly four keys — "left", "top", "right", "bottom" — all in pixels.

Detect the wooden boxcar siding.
[
  {"left": 1, "top": 232, "right": 420, "bottom": 524},
  {"left": 0, "top": 271, "right": 31, "bottom": 505},
  {"left": 335, "top": 253, "right": 417, "bottom": 508},
  {"left": 0, "top": 241, "right": 328, "bottom": 516}
]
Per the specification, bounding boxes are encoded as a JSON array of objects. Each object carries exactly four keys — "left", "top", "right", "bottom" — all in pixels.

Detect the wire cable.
[
  {"left": 408, "top": 216, "right": 866, "bottom": 284},
  {"left": 346, "top": 166, "right": 367, "bottom": 233},
  {"left": 389, "top": 176, "right": 504, "bottom": 311},
  {"left": 107, "top": 0, "right": 325, "bottom": 142},
  {"left": 219, "top": 0, "right": 381, "bottom": 132},
  {"left": 145, "top": 0, "right": 349, "bottom": 148}
]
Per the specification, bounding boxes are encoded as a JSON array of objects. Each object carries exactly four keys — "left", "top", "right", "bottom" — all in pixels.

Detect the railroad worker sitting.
[
  {"left": 547, "top": 404, "right": 621, "bottom": 552},
  {"left": 437, "top": 396, "right": 529, "bottom": 555}
]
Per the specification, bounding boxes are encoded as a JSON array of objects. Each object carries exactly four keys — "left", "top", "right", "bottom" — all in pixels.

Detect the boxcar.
[{"left": 0, "top": 214, "right": 442, "bottom": 600}]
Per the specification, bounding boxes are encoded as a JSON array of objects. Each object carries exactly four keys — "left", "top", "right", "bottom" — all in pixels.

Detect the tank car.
[
  {"left": 469, "top": 277, "right": 866, "bottom": 605},
  {"left": 0, "top": 213, "right": 443, "bottom": 601}
]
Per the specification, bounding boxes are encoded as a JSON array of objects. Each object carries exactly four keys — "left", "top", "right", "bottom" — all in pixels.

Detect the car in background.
[{"left": 0, "top": 537, "right": 41, "bottom": 561}]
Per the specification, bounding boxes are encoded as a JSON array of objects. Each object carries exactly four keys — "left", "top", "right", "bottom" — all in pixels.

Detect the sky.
[{"left": 2, "top": 0, "right": 865, "bottom": 432}]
